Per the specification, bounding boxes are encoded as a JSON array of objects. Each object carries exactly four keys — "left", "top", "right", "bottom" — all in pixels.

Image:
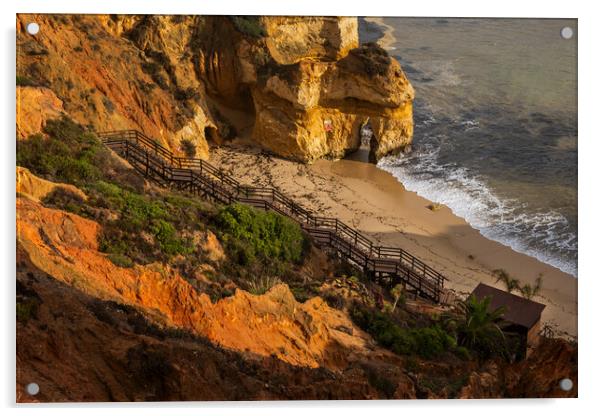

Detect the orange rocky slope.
[
  {"left": 17, "top": 248, "right": 387, "bottom": 401},
  {"left": 16, "top": 179, "right": 389, "bottom": 370}
]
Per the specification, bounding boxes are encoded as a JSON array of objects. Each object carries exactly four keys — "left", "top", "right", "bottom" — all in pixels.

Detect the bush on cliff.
[
  {"left": 216, "top": 203, "right": 309, "bottom": 264},
  {"left": 179, "top": 138, "right": 196, "bottom": 158},
  {"left": 350, "top": 42, "right": 391, "bottom": 77},
  {"left": 444, "top": 295, "right": 512, "bottom": 360},
  {"left": 17, "top": 116, "right": 102, "bottom": 186},
  {"left": 350, "top": 302, "right": 456, "bottom": 359},
  {"left": 92, "top": 181, "right": 198, "bottom": 264},
  {"left": 230, "top": 16, "right": 266, "bottom": 38}
]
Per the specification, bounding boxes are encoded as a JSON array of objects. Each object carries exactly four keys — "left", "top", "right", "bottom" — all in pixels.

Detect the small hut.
[{"left": 471, "top": 283, "right": 546, "bottom": 358}]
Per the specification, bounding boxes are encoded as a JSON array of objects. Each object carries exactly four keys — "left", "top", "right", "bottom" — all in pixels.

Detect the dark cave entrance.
[
  {"left": 204, "top": 125, "right": 221, "bottom": 144},
  {"left": 346, "top": 119, "right": 375, "bottom": 163}
]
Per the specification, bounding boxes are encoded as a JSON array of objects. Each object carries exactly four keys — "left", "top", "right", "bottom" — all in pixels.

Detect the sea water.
[{"left": 360, "top": 18, "right": 577, "bottom": 276}]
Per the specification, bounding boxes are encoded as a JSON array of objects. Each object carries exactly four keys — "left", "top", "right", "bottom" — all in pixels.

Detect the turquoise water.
[{"left": 360, "top": 18, "right": 578, "bottom": 276}]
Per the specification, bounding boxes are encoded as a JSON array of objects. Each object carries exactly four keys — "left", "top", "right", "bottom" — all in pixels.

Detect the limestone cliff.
[{"left": 17, "top": 14, "right": 414, "bottom": 162}]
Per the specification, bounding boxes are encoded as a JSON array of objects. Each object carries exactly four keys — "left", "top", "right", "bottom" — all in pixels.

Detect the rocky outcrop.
[
  {"left": 16, "top": 14, "right": 214, "bottom": 159},
  {"left": 16, "top": 166, "right": 87, "bottom": 202},
  {"left": 17, "top": 254, "right": 382, "bottom": 402},
  {"left": 16, "top": 87, "right": 64, "bottom": 139},
  {"left": 455, "top": 339, "right": 577, "bottom": 399},
  {"left": 250, "top": 42, "right": 414, "bottom": 161},
  {"left": 263, "top": 17, "right": 358, "bottom": 65},
  {"left": 16, "top": 189, "right": 385, "bottom": 369},
  {"left": 17, "top": 14, "right": 414, "bottom": 163}
]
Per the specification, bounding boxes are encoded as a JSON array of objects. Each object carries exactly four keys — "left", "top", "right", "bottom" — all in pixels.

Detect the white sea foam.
[{"left": 378, "top": 148, "right": 578, "bottom": 277}]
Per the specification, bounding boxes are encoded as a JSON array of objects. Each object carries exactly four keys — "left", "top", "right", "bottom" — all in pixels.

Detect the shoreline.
[
  {"left": 379, "top": 160, "right": 578, "bottom": 278},
  {"left": 365, "top": 16, "right": 576, "bottom": 279},
  {"left": 209, "top": 143, "right": 577, "bottom": 339},
  {"left": 363, "top": 17, "right": 396, "bottom": 50}
]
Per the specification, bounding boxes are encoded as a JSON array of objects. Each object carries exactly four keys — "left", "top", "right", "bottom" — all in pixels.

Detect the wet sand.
[{"left": 209, "top": 143, "right": 577, "bottom": 339}]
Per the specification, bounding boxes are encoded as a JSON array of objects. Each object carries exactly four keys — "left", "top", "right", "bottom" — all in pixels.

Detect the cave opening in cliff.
[
  {"left": 204, "top": 125, "right": 220, "bottom": 144},
  {"left": 346, "top": 119, "right": 374, "bottom": 163}
]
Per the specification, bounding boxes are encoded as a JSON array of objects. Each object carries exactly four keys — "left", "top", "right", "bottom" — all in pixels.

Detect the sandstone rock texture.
[
  {"left": 16, "top": 86, "right": 64, "bottom": 139},
  {"left": 16, "top": 166, "right": 87, "bottom": 202},
  {"left": 16, "top": 193, "right": 384, "bottom": 370},
  {"left": 17, "top": 252, "right": 383, "bottom": 401},
  {"left": 17, "top": 15, "right": 414, "bottom": 163}
]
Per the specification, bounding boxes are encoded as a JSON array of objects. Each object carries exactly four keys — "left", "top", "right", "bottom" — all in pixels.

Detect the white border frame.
[{"left": 3, "top": 0, "right": 600, "bottom": 414}]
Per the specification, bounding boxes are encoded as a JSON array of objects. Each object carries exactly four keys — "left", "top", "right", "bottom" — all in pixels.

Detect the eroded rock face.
[
  {"left": 16, "top": 14, "right": 215, "bottom": 159},
  {"left": 15, "top": 171, "right": 578, "bottom": 400},
  {"left": 16, "top": 87, "right": 64, "bottom": 139},
  {"left": 16, "top": 190, "right": 383, "bottom": 369},
  {"left": 263, "top": 17, "right": 359, "bottom": 65},
  {"left": 16, "top": 166, "right": 87, "bottom": 202},
  {"left": 251, "top": 43, "right": 415, "bottom": 162},
  {"left": 16, "top": 257, "right": 384, "bottom": 402},
  {"left": 17, "top": 14, "right": 414, "bottom": 163}
]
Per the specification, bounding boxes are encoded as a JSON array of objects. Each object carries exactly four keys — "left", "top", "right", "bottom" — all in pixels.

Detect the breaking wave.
[{"left": 378, "top": 144, "right": 578, "bottom": 277}]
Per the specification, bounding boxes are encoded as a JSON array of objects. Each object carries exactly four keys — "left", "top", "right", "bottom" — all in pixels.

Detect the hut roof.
[{"left": 470, "top": 283, "right": 546, "bottom": 329}]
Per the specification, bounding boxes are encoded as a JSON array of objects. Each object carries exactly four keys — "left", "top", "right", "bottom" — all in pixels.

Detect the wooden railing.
[{"left": 98, "top": 129, "right": 447, "bottom": 302}]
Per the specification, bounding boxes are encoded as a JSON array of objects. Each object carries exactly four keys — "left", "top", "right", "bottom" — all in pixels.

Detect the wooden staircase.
[{"left": 98, "top": 129, "right": 447, "bottom": 303}]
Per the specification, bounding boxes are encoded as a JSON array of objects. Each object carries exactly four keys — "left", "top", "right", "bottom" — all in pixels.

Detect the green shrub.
[
  {"left": 364, "top": 365, "right": 397, "bottom": 399},
  {"left": 107, "top": 253, "right": 134, "bottom": 268},
  {"left": 350, "top": 303, "right": 455, "bottom": 359},
  {"left": 216, "top": 203, "right": 308, "bottom": 264},
  {"left": 92, "top": 181, "right": 194, "bottom": 262},
  {"left": 16, "top": 75, "right": 36, "bottom": 86},
  {"left": 17, "top": 117, "right": 102, "bottom": 186},
  {"left": 247, "top": 276, "right": 282, "bottom": 295},
  {"left": 446, "top": 295, "right": 509, "bottom": 359},
  {"left": 16, "top": 299, "right": 39, "bottom": 323},
  {"left": 42, "top": 187, "right": 85, "bottom": 214},
  {"left": 454, "top": 345, "right": 472, "bottom": 361},
  {"left": 323, "top": 291, "right": 346, "bottom": 310},
  {"left": 230, "top": 16, "right": 266, "bottom": 38},
  {"left": 180, "top": 138, "right": 196, "bottom": 158},
  {"left": 151, "top": 219, "right": 193, "bottom": 256},
  {"left": 290, "top": 285, "right": 318, "bottom": 303}
]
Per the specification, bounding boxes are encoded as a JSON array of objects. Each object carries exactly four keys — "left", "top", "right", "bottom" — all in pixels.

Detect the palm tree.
[
  {"left": 390, "top": 283, "right": 405, "bottom": 312},
  {"left": 520, "top": 274, "right": 543, "bottom": 300},
  {"left": 447, "top": 295, "right": 508, "bottom": 358},
  {"left": 493, "top": 269, "right": 520, "bottom": 294}
]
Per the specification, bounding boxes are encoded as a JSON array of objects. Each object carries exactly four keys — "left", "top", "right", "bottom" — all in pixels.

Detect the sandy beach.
[{"left": 209, "top": 142, "right": 577, "bottom": 339}]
